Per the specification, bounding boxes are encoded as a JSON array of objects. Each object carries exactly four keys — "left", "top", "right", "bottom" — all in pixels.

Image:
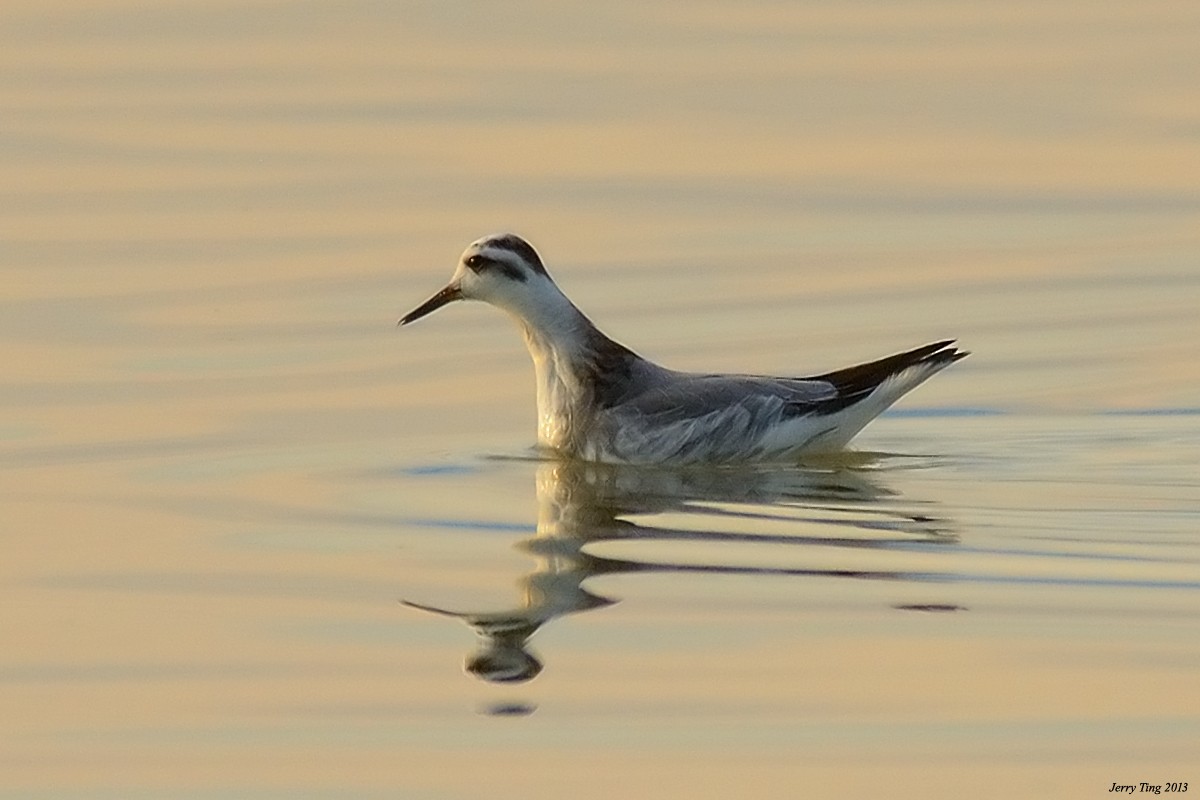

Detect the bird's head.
[{"left": 399, "top": 233, "right": 555, "bottom": 325}]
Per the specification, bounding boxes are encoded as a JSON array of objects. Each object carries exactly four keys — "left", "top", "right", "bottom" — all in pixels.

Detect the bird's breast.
[{"left": 531, "top": 350, "right": 588, "bottom": 452}]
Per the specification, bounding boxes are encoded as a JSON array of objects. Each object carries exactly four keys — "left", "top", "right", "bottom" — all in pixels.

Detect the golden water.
[{"left": 2, "top": 1, "right": 1199, "bottom": 797}]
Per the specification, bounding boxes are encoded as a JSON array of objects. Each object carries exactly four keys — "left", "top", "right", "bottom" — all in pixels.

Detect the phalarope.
[{"left": 400, "top": 234, "right": 967, "bottom": 464}]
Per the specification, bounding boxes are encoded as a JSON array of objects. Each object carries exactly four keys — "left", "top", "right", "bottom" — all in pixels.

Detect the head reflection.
[{"left": 403, "top": 458, "right": 958, "bottom": 686}]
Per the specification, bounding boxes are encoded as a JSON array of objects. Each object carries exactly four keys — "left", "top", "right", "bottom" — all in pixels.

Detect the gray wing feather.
[
  {"left": 622, "top": 373, "right": 837, "bottom": 423},
  {"left": 586, "top": 341, "right": 967, "bottom": 462},
  {"left": 601, "top": 373, "right": 837, "bottom": 462}
]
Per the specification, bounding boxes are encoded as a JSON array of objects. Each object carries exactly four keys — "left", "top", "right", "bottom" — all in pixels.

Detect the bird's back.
[{"left": 581, "top": 341, "right": 966, "bottom": 463}]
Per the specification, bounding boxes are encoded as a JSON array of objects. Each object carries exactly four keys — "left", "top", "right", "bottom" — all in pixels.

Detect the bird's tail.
[{"left": 805, "top": 340, "right": 968, "bottom": 449}]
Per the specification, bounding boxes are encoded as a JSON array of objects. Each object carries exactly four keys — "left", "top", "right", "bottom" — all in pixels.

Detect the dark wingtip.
[
  {"left": 921, "top": 339, "right": 969, "bottom": 364},
  {"left": 937, "top": 341, "right": 970, "bottom": 363},
  {"left": 805, "top": 339, "right": 968, "bottom": 415}
]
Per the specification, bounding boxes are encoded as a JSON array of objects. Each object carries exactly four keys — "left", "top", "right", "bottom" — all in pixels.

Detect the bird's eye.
[{"left": 464, "top": 252, "right": 526, "bottom": 282}]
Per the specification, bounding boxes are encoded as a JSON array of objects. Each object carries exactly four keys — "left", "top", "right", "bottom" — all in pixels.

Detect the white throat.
[{"left": 495, "top": 280, "right": 596, "bottom": 450}]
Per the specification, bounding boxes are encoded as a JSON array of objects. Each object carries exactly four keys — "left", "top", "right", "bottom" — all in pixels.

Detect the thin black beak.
[{"left": 399, "top": 284, "right": 462, "bottom": 325}]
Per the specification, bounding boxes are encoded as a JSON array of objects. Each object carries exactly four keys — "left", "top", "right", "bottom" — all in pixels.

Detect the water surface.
[{"left": 2, "top": 1, "right": 1199, "bottom": 797}]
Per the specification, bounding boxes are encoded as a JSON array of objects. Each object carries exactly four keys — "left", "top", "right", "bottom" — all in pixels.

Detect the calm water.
[{"left": 3, "top": 1, "right": 1199, "bottom": 797}]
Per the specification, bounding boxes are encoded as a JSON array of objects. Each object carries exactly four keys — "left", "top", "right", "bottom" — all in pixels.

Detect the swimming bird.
[{"left": 400, "top": 233, "right": 967, "bottom": 464}]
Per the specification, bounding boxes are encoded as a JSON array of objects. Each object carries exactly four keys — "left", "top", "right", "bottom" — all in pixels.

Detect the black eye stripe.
[
  {"left": 466, "top": 253, "right": 527, "bottom": 283},
  {"left": 496, "top": 262, "right": 527, "bottom": 282}
]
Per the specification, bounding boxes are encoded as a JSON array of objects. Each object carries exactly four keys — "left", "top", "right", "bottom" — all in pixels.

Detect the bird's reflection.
[{"left": 403, "top": 457, "right": 958, "bottom": 685}]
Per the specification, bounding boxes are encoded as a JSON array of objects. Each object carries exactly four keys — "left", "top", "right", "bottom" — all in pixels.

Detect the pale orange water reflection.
[{"left": 3, "top": 0, "right": 1199, "bottom": 797}]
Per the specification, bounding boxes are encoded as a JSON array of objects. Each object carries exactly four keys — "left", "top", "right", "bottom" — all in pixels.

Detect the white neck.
[{"left": 496, "top": 280, "right": 598, "bottom": 450}]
